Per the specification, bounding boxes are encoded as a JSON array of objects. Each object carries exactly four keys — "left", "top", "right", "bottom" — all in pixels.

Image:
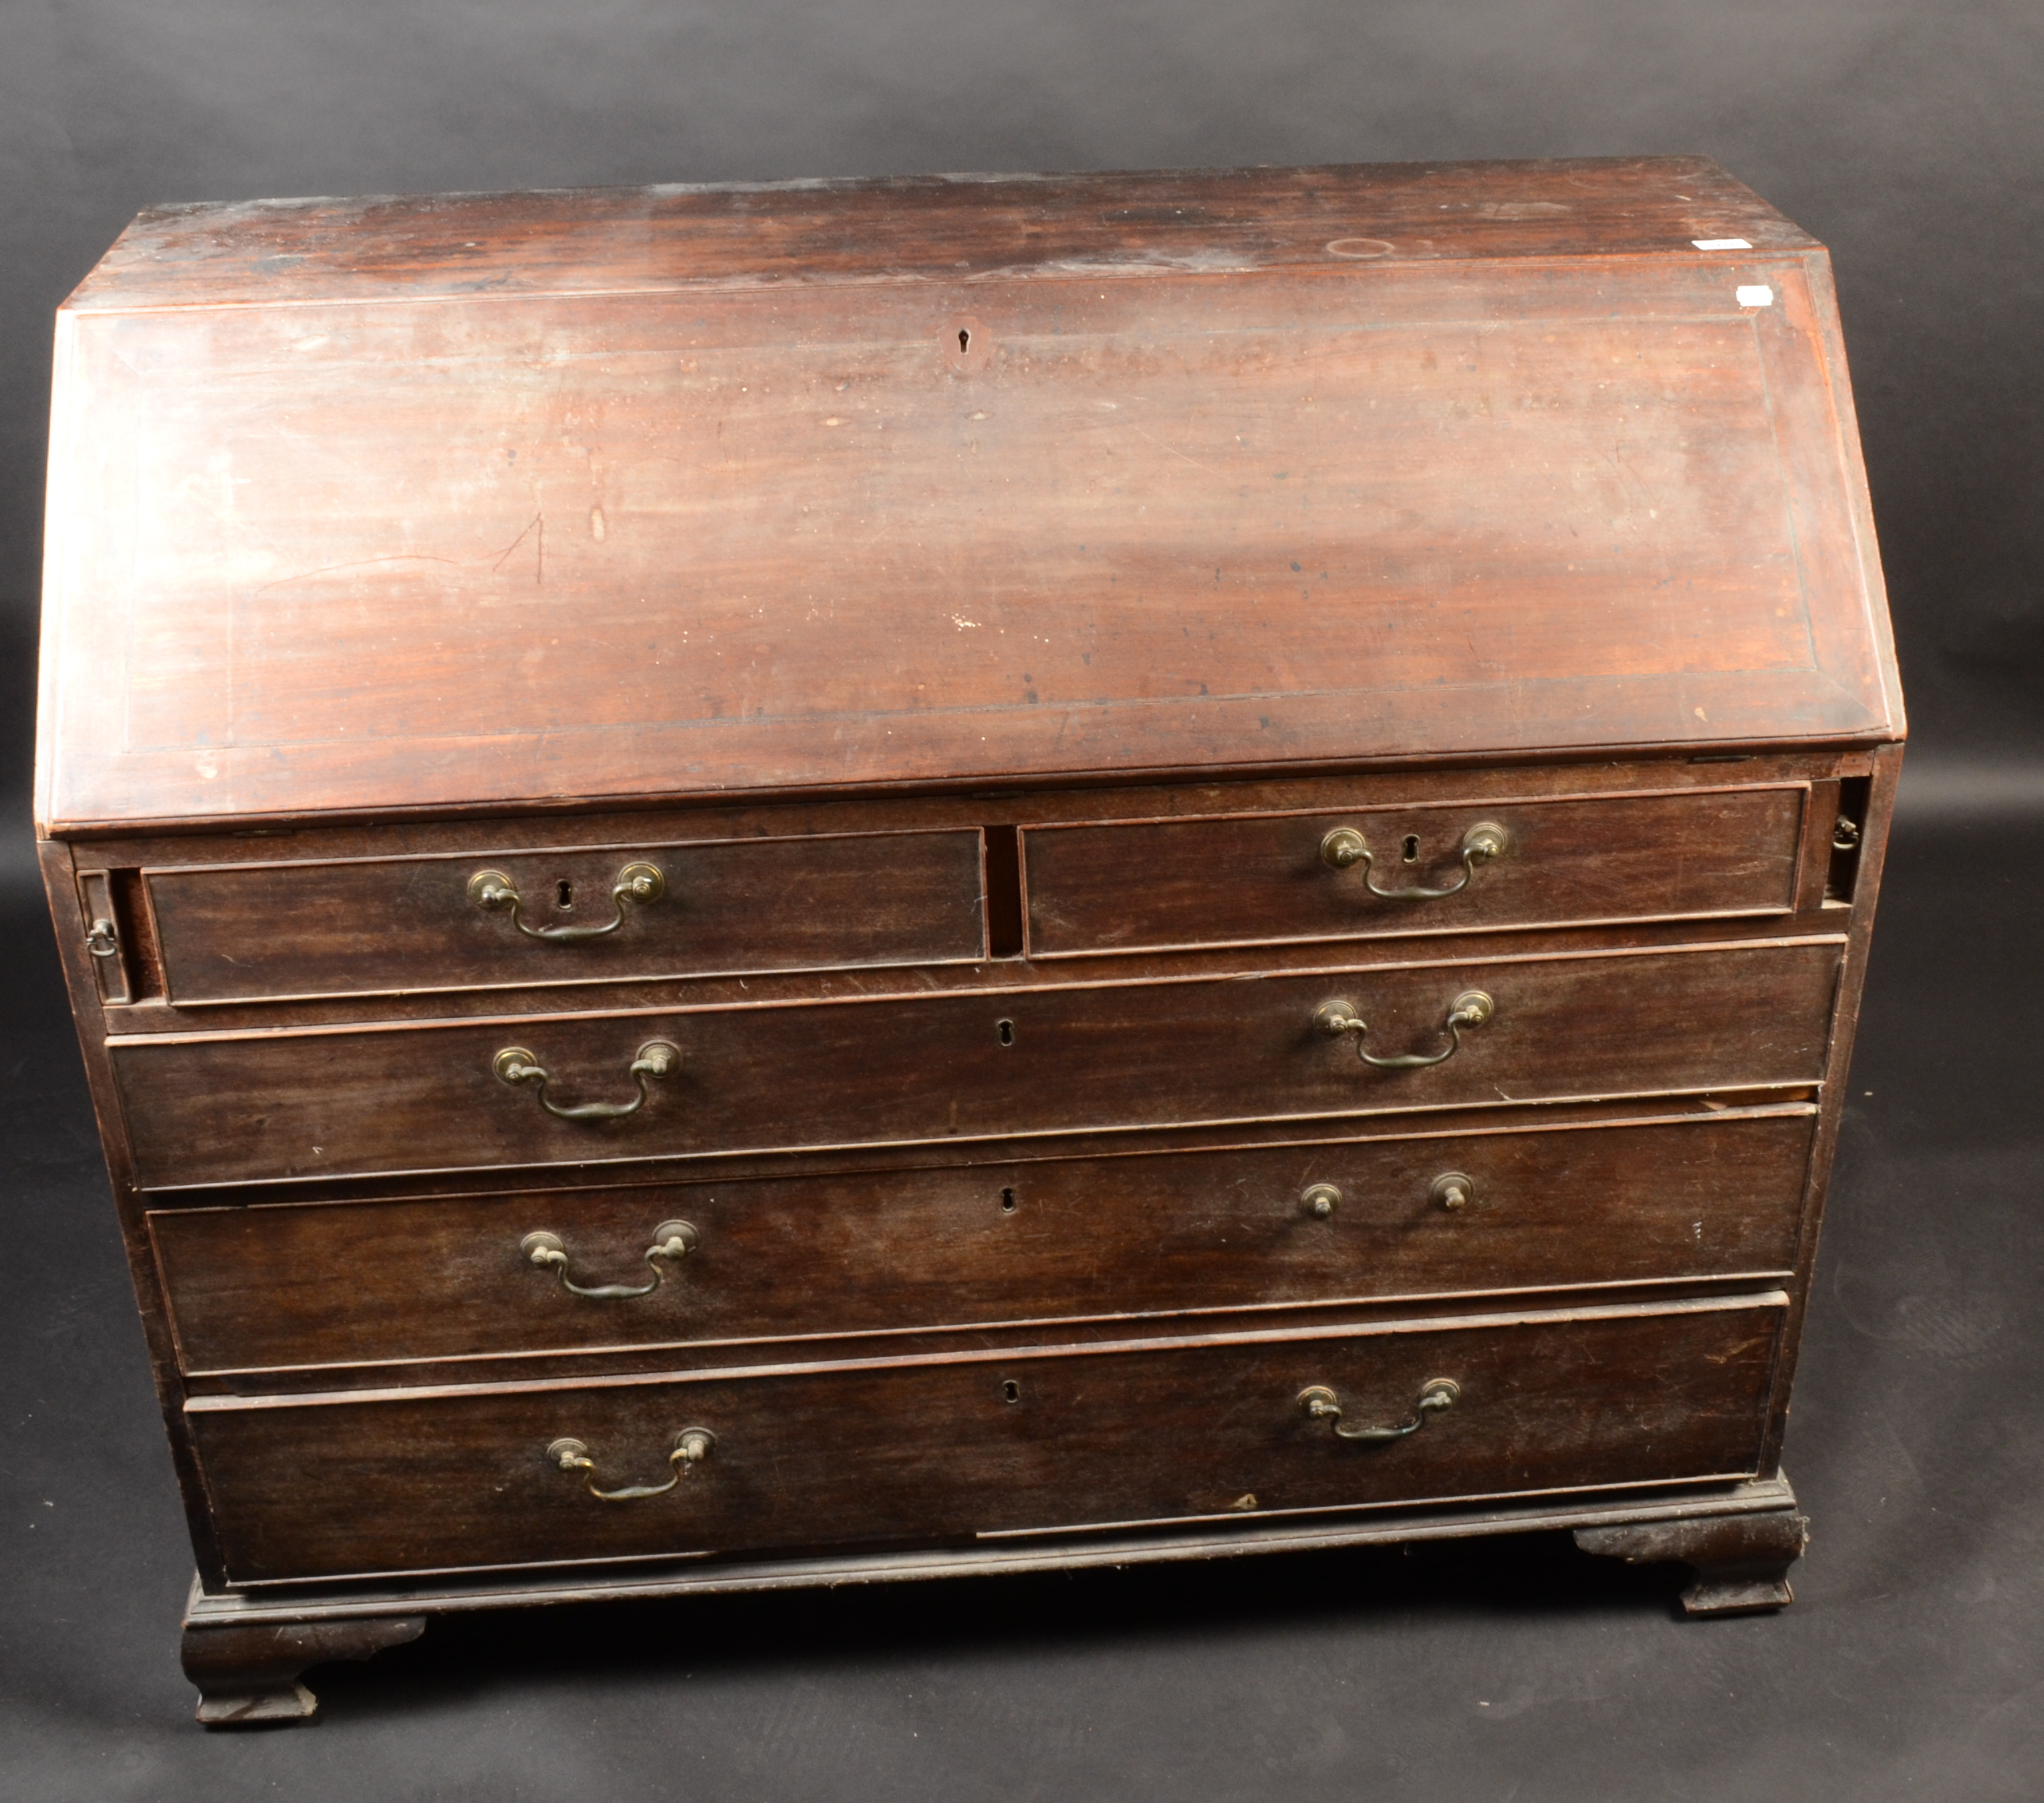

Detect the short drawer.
[
  {"left": 1021, "top": 786, "right": 1807, "bottom": 956},
  {"left": 113, "top": 939, "right": 1843, "bottom": 1190},
  {"left": 188, "top": 1292, "right": 1785, "bottom": 1583},
  {"left": 142, "top": 827, "right": 988, "bottom": 1004},
  {"left": 152, "top": 1110, "right": 1815, "bottom": 1375}
]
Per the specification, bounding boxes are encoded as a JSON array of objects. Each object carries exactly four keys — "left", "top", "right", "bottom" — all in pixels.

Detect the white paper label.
[
  {"left": 1735, "top": 285, "right": 1774, "bottom": 307},
  {"left": 1692, "top": 237, "right": 1753, "bottom": 250}
]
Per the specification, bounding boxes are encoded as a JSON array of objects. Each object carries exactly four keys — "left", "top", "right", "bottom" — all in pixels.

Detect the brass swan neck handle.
[
  {"left": 1298, "top": 1379, "right": 1460, "bottom": 1442},
  {"left": 547, "top": 1430, "right": 716, "bottom": 1501},
  {"left": 493, "top": 1041, "right": 680, "bottom": 1119},
  {"left": 521, "top": 1221, "right": 698, "bottom": 1298},
  {"left": 1319, "top": 823, "right": 1507, "bottom": 901},
  {"left": 469, "top": 861, "right": 666, "bottom": 942},
  {"left": 1315, "top": 991, "right": 1494, "bottom": 1069}
]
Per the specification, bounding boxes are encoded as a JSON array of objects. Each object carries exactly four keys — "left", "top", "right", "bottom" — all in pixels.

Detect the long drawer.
[
  {"left": 152, "top": 1110, "right": 1815, "bottom": 1376},
  {"left": 187, "top": 1293, "right": 1786, "bottom": 1584},
  {"left": 142, "top": 827, "right": 989, "bottom": 1004},
  {"left": 112, "top": 940, "right": 1843, "bottom": 1190},
  {"left": 1022, "top": 785, "right": 1808, "bottom": 956}
]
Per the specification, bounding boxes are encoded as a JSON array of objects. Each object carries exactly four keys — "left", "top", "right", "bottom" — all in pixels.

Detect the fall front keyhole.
[{"left": 958, "top": 328, "right": 971, "bottom": 354}]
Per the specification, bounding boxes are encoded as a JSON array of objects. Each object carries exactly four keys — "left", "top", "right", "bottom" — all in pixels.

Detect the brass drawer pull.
[
  {"left": 521, "top": 1220, "right": 698, "bottom": 1298},
  {"left": 493, "top": 1041, "right": 680, "bottom": 1120},
  {"left": 1432, "top": 1172, "right": 1475, "bottom": 1210},
  {"left": 547, "top": 1429, "right": 715, "bottom": 1502},
  {"left": 1319, "top": 822, "right": 1507, "bottom": 900},
  {"left": 1298, "top": 1378, "right": 1460, "bottom": 1442},
  {"left": 468, "top": 861, "right": 666, "bottom": 942},
  {"left": 1314, "top": 990, "right": 1493, "bottom": 1068}
]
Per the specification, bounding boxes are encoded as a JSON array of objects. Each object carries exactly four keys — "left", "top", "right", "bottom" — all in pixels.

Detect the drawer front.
[
  {"left": 114, "top": 941, "right": 1842, "bottom": 1190},
  {"left": 144, "top": 828, "right": 988, "bottom": 1004},
  {"left": 189, "top": 1294, "right": 1785, "bottom": 1582},
  {"left": 1022, "top": 787, "right": 1806, "bottom": 957},
  {"left": 153, "top": 1111, "right": 1814, "bottom": 1375}
]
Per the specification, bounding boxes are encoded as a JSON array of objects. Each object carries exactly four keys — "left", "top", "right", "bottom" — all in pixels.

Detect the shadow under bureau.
[{"left": 35, "top": 156, "right": 1903, "bottom": 1723}]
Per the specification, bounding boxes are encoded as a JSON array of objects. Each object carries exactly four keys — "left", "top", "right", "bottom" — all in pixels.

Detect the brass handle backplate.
[
  {"left": 1431, "top": 1172, "right": 1475, "bottom": 1211},
  {"left": 1315, "top": 990, "right": 1493, "bottom": 1069},
  {"left": 494, "top": 1041, "right": 680, "bottom": 1120},
  {"left": 1319, "top": 822, "right": 1507, "bottom": 900},
  {"left": 521, "top": 1220, "right": 698, "bottom": 1298},
  {"left": 547, "top": 1429, "right": 715, "bottom": 1501},
  {"left": 469, "top": 861, "right": 666, "bottom": 942},
  {"left": 1298, "top": 1378, "right": 1460, "bottom": 1442},
  {"left": 1301, "top": 1175, "right": 1472, "bottom": 1220}
]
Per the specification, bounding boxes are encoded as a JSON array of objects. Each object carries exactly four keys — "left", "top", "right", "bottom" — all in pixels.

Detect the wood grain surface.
[
  {"left": 37, "top": 162, "right": 1897, "bottom": 833},
  {"left": 186, "top": 1293, "right": 1787, "bottom": 1583},
  {"left": 1022, "top": 784, "right": 1805, "bottom": 956},
  {"left": 33, "top": 162, "right": 1903, "bottom": 1627},
  {"left": 148, "top": 1108, "right": 1815, "bottom": 1376},
  {"left": 70, "top": 158, "right": 1815, "bottom": 310},
  {"left": 111, "top": 938, "right": 1843, "bottom": 1190},
  {"left": 144, "top": 827, "right": 987, "bottom": 1004}
]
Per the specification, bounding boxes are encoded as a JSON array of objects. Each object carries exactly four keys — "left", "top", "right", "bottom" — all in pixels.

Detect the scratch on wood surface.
[
  {"left": 250, "top": 553, "right": 464, "bottom": 596},
  {"left": 1132, "top": 423, "right": 1224, "bottom": 478},
  {"left": 492, "top": 513, "right": 545, "bottom": 582}
]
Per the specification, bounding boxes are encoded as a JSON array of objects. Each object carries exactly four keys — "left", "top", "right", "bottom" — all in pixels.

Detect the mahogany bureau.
[{"left": 35, "top": 156, "right": 1903, "bottom": 1723}]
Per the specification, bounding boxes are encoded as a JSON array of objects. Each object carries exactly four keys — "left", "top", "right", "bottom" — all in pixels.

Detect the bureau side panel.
[
  {"left": 36, "top": 839, "right": 229, "bottom": 1586},
  {"left": 1757, "top": 738, "right": 1902, "bottom": 1472}
]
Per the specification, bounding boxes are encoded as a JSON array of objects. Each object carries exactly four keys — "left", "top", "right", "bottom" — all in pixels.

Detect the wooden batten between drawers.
[
  {"left": 1021, "top": 783, "right": 1809, "bottom": 957},
  {"left": 142, "top": 827, "right": 988, "bottom": 1005},
  {"left": 185, "top": 1292, "right": 1787, "bottom": 1585},
  {"left": 152, "top": 1109, "right": 1815, "bottom": 1379},
  {"left": 111, "top": 938, "right": 1845, "bottom": 1191}
]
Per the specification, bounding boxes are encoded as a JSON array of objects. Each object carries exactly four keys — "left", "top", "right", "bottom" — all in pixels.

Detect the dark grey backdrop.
[{"left": 3, "top": 4, "right": 2040, "bottom": 1800}]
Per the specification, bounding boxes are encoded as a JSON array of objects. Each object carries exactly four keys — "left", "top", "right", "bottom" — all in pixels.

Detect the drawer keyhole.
[
  {"left": 1002, "top": 1379, "right": 1021, "bottom": 1403},
  {"left": 996, "top": 1018, "right": 1015, "bottom": 1047},
  {"left": 1000, "top": 1186, "right": 1017, "bottom": 1212},
  {"left": 1402, "top": 834, "right": 1421, "bottom": 863},
  {"left": 556, "top": 879, "right": 574, "bottom": 911}
]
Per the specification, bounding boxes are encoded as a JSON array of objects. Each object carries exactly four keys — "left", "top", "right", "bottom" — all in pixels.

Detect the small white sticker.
[
  {"left": 1736, "top": 285, "right": 1774, "bottom": 307},
  {"left": 1692, "top": 237, "right": 1752, "bottom": 250}
]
